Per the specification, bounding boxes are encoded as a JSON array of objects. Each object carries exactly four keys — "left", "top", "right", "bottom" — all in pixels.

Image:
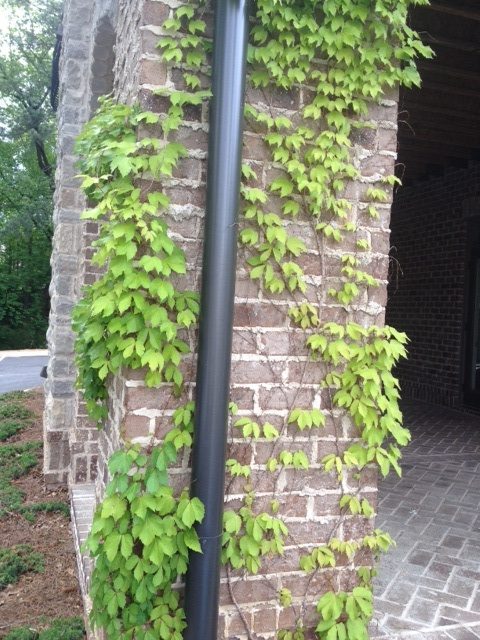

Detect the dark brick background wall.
[{"left": 386, "top": 163, "right": 480, "bottom": 408}]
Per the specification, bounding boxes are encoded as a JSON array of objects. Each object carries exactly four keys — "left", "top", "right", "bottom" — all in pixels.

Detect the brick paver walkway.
[{"left": 372, "top": 401, "right": 480, "bottom": 639}]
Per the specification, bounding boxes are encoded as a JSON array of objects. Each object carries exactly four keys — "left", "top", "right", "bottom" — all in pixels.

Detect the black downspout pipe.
[{"left": 184, "top": 1, "right": 250, "bottom": 639}]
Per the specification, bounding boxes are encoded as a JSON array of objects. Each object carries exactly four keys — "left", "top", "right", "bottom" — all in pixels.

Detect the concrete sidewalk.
[
  {"left": 0, "top": 350, "right": 48, "bottom": 393},
  {"left": 0, "top": 349, "right": 48, "bottom": 360}
]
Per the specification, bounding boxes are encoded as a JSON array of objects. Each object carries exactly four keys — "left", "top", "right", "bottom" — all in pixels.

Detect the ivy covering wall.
[{"left": 72, "top": 1, "right": 432, "bottom": 638}]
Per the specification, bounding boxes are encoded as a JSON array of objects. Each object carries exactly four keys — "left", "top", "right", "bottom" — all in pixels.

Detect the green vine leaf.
[{"left": 85, "top": 426, "right": 204, "bottom": 638}]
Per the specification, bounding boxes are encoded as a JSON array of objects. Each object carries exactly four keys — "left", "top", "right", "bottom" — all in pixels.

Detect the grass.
[
  {"left": 0, "top": 442, "right": 40, "bottom": 516},
  {"left": 0, "top": 393, "right": 34, "bottom": 442},
  {"left": 20, "top": 502, "right": 70, "bottom": 522},
  {"left": 0, "top": 391, "right": 29, "bottom": 404},
  {"left": 0, "top": 545, "right": 44, "bottom": 590},
  {"left": 0, "top": 441, "right": 39, "bottom": 479},
  {"left": 0, "top": 392, "right": 70, "bottom": 521},
  {"left": 3, "top": 618, "right": 85, "bottom": 640},
  {"left": 0, "top": 440, "right": 69, "bottom": 520},
  {"left": 0, "top": 403, "right": 33, "bottom": 421},
  {"left": 0, "top": 421, "right": 25, "bottom": 442},
  {"left": 0, "top": 393, "right": 81, "bottom": 639}
]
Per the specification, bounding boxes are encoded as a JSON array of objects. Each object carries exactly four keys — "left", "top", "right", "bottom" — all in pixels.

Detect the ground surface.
[
  {"left": 0, "top": 354, "right": 48, "bottom": 394},
  {"left": 3, "top": 386, "right": 478, "bottom": 638},
  {"left": 0, "top": 389, "right": 84, "bottom": 637},
  {"left": 373, "top": 401, "right": 480, "bottom": 639}
]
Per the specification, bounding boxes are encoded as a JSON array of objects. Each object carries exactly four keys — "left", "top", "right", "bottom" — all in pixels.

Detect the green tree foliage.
[{"left": 0, "top": 0, "right": 61, "bottom": 348}]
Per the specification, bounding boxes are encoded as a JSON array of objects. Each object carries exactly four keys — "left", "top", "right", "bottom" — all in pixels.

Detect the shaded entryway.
[
  {"left": 386, "top": 0, "right": 480, "bottom": 411},
  {"left": 372, "top": 401, "right": 480, "bottom": 638},
  {"left": 379, "top": 3, "right": 480, "bottom": 632}
]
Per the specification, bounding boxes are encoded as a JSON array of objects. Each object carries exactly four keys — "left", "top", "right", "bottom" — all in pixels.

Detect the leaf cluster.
[
  {"left": 222, "top": 502, "right": 288, "bottom": 574},
  {"left": 241, "top": 0, "right": 432, "bottom": 301},
  {"left": 73, "top": 100, "right": 200, "bottom": 424},
  {"left": 307, "top": 323, "right": 410, "bottom": 478},
  {"left": 315, "top": 587, "right": 373, "bottom": 640},
  {"left": 86, "top": 406, "right": 204, "bottom": 640}
]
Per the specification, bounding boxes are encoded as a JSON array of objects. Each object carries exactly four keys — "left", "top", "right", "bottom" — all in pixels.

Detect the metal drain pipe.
[{"left": 183, "top": 0, "right": 250, "bottom": 638}]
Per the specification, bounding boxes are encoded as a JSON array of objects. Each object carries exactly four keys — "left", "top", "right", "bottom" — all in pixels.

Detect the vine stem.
[{"left": 226, "top": 564, "right": 257, "bottom": 640}]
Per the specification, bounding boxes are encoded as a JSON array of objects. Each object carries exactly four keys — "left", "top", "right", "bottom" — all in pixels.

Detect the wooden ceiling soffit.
[{"left": 428, "top": 2, "right": 480, "bottom": 22}]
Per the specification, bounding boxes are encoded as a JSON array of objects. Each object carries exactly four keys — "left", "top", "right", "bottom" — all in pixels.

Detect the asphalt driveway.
[{"left": 0, "top": 351, "right": 48, "bottom": 394}]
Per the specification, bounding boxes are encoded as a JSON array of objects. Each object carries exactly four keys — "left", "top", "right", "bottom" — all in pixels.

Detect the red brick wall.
[
  {"left": 48, "top": 0, "right": 403, "bottom": 636},
  {"left": 89, "top": 3, "right": 399, "bottom": 637},
  {"left": 386, "top": 163, "right": 480, "bottom": 407}
]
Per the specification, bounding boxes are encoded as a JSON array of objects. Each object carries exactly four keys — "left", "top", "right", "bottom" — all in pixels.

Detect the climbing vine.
[
  {"left": 72, "top": 0, "right": 432, "bottom": 639},
  {"left": 85, "top": 405, "right": 204, "bottom": 639},
  {"left": 227, "top": 1, "right": 427, "bottom": 636},
  {"left": 72, "top": 100, "right": 206, "bottom": 424},
  {"left": 73, "top": 29, "right": 210, "bottom": 635}
]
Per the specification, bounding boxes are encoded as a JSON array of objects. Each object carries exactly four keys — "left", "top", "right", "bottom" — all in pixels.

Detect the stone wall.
[
  {"left": 114, "top": 0, "right": 144, "bottom": 104},
  {"left": 387, "top": 164, "right": 480, "bottom": 408},
  {"left": 45, "top": 0, "right": 120, "bottom": 486},
  {"left": 47, "top": 0, "right": 400, "bottom": 637},
  {"left": 44, "top": 0, "right": 96, "bottom": 486}
]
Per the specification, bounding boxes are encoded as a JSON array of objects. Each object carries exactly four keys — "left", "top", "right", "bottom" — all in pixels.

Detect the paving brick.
[
  {"left": 447, "top": 575, "right": 478, "bottom": 599},
  {"left": 405, "top": 597, "right": 439, "bottom": 625},
  {"left": 448, "top": 627, "right": 480, "bottom": 640},
  {"left": 408, "top": 549, "right": 434, "bottom": 567},
  {"left": 470, "top": 593, "right": 480, "bottom": 613},
  {"left": 374, "top": 401, "right": 480, "bottom": 635},
  {"left": 425, "top": 561, "right": 453, "bottom": 582},
  {"left": 416, "top": 587, "right": 469, "bottom": 610},
  {"left": 382, "top": 616, "right": 424, "bottom": 633},
  {"left": 440, "top": 607, "right": 480, "bottom": 624},
  {"left": 384, "top": 581, "right": 417, "bottom": 606}
]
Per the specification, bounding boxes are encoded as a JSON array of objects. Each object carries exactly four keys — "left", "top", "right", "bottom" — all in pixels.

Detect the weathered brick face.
[
  {"left": 387, "top": 164, "right": 480, "bottom": 408},
  {"left": 46, "top": 0, "right": 400, "bottom": 637}
]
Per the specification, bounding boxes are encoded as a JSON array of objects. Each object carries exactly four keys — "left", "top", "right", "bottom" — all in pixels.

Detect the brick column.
[
  {"left": 215, "top": 90, "right": 398, "bottom": 640},
  {"left": 90, "top": 3, "right": 399, "bottom": 639}
]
